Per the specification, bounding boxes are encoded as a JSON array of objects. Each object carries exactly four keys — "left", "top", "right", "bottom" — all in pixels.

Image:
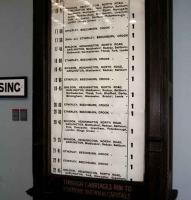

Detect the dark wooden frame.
[{"left": 29, "top": 0, "right": 178, "bottom": 199}]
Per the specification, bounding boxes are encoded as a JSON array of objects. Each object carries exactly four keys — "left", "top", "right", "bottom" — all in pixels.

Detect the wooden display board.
[{"left": 28, "top": 0, "right": 178, "bottom": 199}]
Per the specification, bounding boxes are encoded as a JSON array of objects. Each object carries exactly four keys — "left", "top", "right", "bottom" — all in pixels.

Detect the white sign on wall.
[{"left": 0, "top": 77, "right": 27, "bottom": 97}]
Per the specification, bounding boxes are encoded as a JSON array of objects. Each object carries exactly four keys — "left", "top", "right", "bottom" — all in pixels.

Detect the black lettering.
[
  {"left": 14, "top": 83, "right": 21, "bottom": 92},
  {"left": 0, "top": 83, "right": 4, "bottom": 92},
  {"left": 7, "top": 83, "right": 14, "bottom": 92}
]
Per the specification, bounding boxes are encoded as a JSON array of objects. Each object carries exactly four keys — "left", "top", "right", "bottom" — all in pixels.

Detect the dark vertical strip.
[
  {"left": 127, "top": 0, "right": 131, "bottom": 180},
  {"left": 48, "top": 0, "right": 52, "bottom": 175}
]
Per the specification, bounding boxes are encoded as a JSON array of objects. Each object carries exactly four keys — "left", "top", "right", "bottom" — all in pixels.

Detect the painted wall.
[
  {"left": 0, "top": 0, "right": 33, "bottom": 200},
  {"left": 0, "top": 0, "right": 190, "bottom": 199},
  {"left": 173, "top": 0, "right": 191, "bottom": 200}
]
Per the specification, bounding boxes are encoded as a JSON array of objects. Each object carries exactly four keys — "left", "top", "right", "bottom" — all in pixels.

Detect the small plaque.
[
  {"left": 12, "top": 109, "right": 19, "bottom": 121},
  {"left": 20, "top": 109, "right": 28, "bottom": 121},
  {"left": 0, "top": 77, "right": 27, "bottom": 98}
]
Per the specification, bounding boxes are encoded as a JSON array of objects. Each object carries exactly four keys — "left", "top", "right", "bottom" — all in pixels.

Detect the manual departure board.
[
  {"left": 31, "top": 0, "right": 177, "bottom": 199},
  {"left": 51, "top": 0, "right": 145, "bottom": 182}
]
